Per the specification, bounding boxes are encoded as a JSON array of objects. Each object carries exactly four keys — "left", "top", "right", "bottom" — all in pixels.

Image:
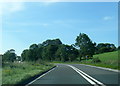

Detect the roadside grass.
[
  {"left": 0, "top": 68, "right": 2, "bottom": 86},
  {"left": 52, "top": 50, "right": 119, "bottom": 70},
  {"left": 81, "top": 50, "right": 119, "bottom": 70},
  {"left": 80, "top": 50, "right": 119, "bottom": 70},
  {"left": 2, "top": 61, "right": 55, "bottom": 85}
]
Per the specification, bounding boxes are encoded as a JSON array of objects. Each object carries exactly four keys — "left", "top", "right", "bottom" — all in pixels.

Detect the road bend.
[{"left": 26, "top": 64, "right": 119, "bottom": 86}]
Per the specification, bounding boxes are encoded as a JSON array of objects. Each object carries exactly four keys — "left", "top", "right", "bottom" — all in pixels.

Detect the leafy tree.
[
  {"left": 42, "top": 45, "right": 58, "bottom": 61},
  {"left": 21, "top": 44, "right": 39, "bottom": 61},
  {"left": 75, "top": 33, "right": 96, "bottom": 60},
  {"left": 29, "top": 44, "right": 38, "bottom": 50},
  {"left": 42, "top": 39, "right": 62, "bottom": 46},
  {"left": 3, "top": 49, "right": 16, "bottom": 62},
  {"left": 29, "top": 44, "right": 39, "bottom": 61},
  {"left": 56, "top": 44, "right": 68, "bottom": 62},
  {"left": 21, "top": 49, "right": 29, "bottom": 61},
  {"left": 37, "top": 46, "right": 43, "bottom": 60},
  {"left": 118, "top": 46, "right": 120, "bottom": 50},
  {"left": 96, "top": 43, "right": 116, "bottom": 54},
  {"left": 55, "top": 44, "right": 78, "bottom": 62},
  {"left": 67, "top": 45, "right": 79, "bottom": 61}
]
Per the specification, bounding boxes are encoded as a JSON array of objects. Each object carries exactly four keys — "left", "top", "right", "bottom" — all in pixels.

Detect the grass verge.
[
  {"left": 2, "top": 61, "right": 55, "bottom": 85},
  {"left": 81, "top": 50, "right": 119, "bottom": 70}
]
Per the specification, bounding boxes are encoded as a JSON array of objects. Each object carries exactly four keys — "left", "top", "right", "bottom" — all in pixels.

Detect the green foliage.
[
  {"left": 20, "top": 33, "right": 117, "bottom": 62},
  {"left": 21, "top": 49, "right": 29, "bottom": 61},
  {"left": 91, "top": 57, "right": 101, "bottom": 63},
  {"left": 80, "top": 50, "right": 119, "bottom": 70},
  {"left": 42, "top": 38, "right": 62, "bottom": 46},
  {"left": 21, "top": 39, "right": 79, "bottom": 62},
  {"left": 2, "top": 62, "right": 55, "bottom": 84},
  {"left": 55, "top": 44, "right": 79, "bottom": 62},
  {"left": 3, "top": 49, "right": 16, "bottom": 62},
  {"left": 75, "top": 33, "right": 96, "bottom": 60},
  {"left": 96, "top": 43, "right": 116, "bottom": 54}
]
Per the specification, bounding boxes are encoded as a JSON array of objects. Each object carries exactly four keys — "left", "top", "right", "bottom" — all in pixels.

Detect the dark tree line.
[
  {"left": 21, "top": 39, "right": 79, "bottom": 62},
  {"left": 95, "top": 43, "right": 116, "bottom": 54},
  {"left": 2, "top": 49, "right": 16, "bottom": 62},
  {"left": 2, "top": 33, "right": 117, "bottom": 62}
]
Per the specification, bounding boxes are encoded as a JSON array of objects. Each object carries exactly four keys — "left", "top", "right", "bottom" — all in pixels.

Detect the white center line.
[{"left": 67, "top": 65, "right": 106, "bottom": 86}]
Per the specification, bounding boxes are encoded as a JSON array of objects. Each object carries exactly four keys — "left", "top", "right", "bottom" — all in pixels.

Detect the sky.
[{"left": 1, "top": 2, "right": 118, "bottom": 56}]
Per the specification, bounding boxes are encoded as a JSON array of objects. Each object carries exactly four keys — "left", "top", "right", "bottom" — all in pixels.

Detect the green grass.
[
  {"left": 2, "top": 61, "right": 55, "bottom": 85},
  {"left": 80, "top": 50, "right": 119, "bottom": 70},
  {"left": 0, "top": 68, "right": 2, "bottom": 86},
  {"left": 94, "top": 50, "right": 118, "bottom": 62},
  {"left": 52, "top": 50, "right": 119, "bottom": 70}
]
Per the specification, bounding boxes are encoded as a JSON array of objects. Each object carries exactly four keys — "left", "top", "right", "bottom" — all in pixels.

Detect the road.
[{"left": 26, "top": 64, "right": 119, "bottom": 86}]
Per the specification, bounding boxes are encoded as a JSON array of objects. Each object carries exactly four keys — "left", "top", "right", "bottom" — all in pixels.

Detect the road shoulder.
[{"left": 79, "top": 64, "right": 119, "bottom": 72}]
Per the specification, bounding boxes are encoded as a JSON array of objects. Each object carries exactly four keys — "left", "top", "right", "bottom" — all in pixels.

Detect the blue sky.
[{"left": 1, "top": 2, "right": 118, "bottom": 55}]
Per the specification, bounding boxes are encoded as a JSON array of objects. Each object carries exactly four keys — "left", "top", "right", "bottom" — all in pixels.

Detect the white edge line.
[
  {"left": 80, "top": 64, "right": 119, "bottom": 73},
  {"left": 25, "top": 67, "right": 56, "bottom": 86}
]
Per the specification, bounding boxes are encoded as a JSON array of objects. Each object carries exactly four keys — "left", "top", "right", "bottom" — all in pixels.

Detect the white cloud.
[
  {"left": 38, "top": 0, "right": 61, "bottom": 6},
  {"left": 103, "top": 16, "right": 113, "bottom": 21},
  {"left": 0, "top": 2, "right": 24, "bottom": 16},
  {"left": 5, "top": 22, "right": 50, "bottom": 27},
  {"left": 0, "top": 0, "right": 119, "bottom": 2}
]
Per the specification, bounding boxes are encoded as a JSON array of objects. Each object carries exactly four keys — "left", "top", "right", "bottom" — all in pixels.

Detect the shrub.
[{"left": 91, "top": 57, "right": 101, "bottom": 63}]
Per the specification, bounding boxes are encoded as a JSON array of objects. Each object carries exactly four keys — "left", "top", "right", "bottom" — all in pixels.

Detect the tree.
[
  {"left": 42, "top": 39, "right": 62, "bottom": 46},
  {"left": 40, "top": 39, "right": 62, "bottom": 61},
  {"left": 55, "top": 44, "right": 68, "bottom": 62},
  {"left": 21, "top": 49, "right": 29, "bottom": 61},
  {"left": 118, "top": 46, "right": 120, "bottom": 50},
  {"left": 21, "top": 44, "right": 39, "bottom": 61},
  {"left": 75, "top": 33, "right": 96, "bottom": 60},
  {"left": 67, "top": 45, "right": 79, "bottom": 61},
  {"left": 96, "top": 43, "right": 116, "bottom": 54},
  {"left": 3, "top": 49, "right": 16, "bottom": 62},
  {"left": 37, "top": 46, "right": 43, "bottom": 60},
  {"left": 29, "top": 44, "right": 38, "bottom": 50},
  {"left": 43, "top": 45, "right": 58, "bottom": 61},
  {"left": 55, "top": 44, "right": 79, "bottom": 62}
]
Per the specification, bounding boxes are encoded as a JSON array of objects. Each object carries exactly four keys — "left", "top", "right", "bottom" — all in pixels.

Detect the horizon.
[{"left": 1, "top": 2, "right": 118, "bottom": 56}]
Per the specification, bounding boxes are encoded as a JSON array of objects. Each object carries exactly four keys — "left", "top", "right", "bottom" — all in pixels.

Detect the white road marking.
[
  {"left": 69, "top": 65, "right": 97, "bottom": 85},
  {"left": 67, "top": 65, "right": 106, "bottom": 86},
  {"left": 25, "top": 67, "right": 56, "bottom": 86}
]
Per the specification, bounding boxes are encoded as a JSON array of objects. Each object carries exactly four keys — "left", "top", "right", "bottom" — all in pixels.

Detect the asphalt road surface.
[{"left": 26, "top": 64, "right": 119, "bottom": 86}]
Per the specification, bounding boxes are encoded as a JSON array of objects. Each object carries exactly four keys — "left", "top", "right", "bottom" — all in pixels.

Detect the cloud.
[
  {"left": 0, "top": 2, "right": 24, "bottom": 16},
  {"left": 39, "top": 0, "right": 61, "bottom": 6},
  {"left": 103, "top": 16, "right": 113, "bottom": 21},
  {"left": 5, "top": 22, "right": 50, "bottom": 27},
  {"left": 4, "top": 29, "right": 25, "bottom": 33}
]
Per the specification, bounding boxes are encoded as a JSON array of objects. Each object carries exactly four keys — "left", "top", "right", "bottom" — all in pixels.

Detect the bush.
[{"left": 91, "top": 57, "right": 101, "bottom": 63}]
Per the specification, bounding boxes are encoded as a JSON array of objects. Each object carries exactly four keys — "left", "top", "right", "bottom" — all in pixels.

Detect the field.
[
  {"left": 52, "top": 50, "right": 119, "bottom": 70},
  {"left": 2, "top": 62, "right": 55, "bottom": 85},
  {"left": 80, "top": 50, "right": 119, "bottom": 70}
]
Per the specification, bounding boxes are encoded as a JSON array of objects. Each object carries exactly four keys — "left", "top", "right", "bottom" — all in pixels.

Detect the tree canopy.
[
  {"left": 3, "top": 33, "right": 117, "bottom": 63},
  {"left": 3, "top": 49, "right": 16, "bottom": 62},
  {"left": 21, "top": 38, "right": 79, "bottom": 62},
  {"left": 75, "top": 33, "right": 96, "bottom": 60}
]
